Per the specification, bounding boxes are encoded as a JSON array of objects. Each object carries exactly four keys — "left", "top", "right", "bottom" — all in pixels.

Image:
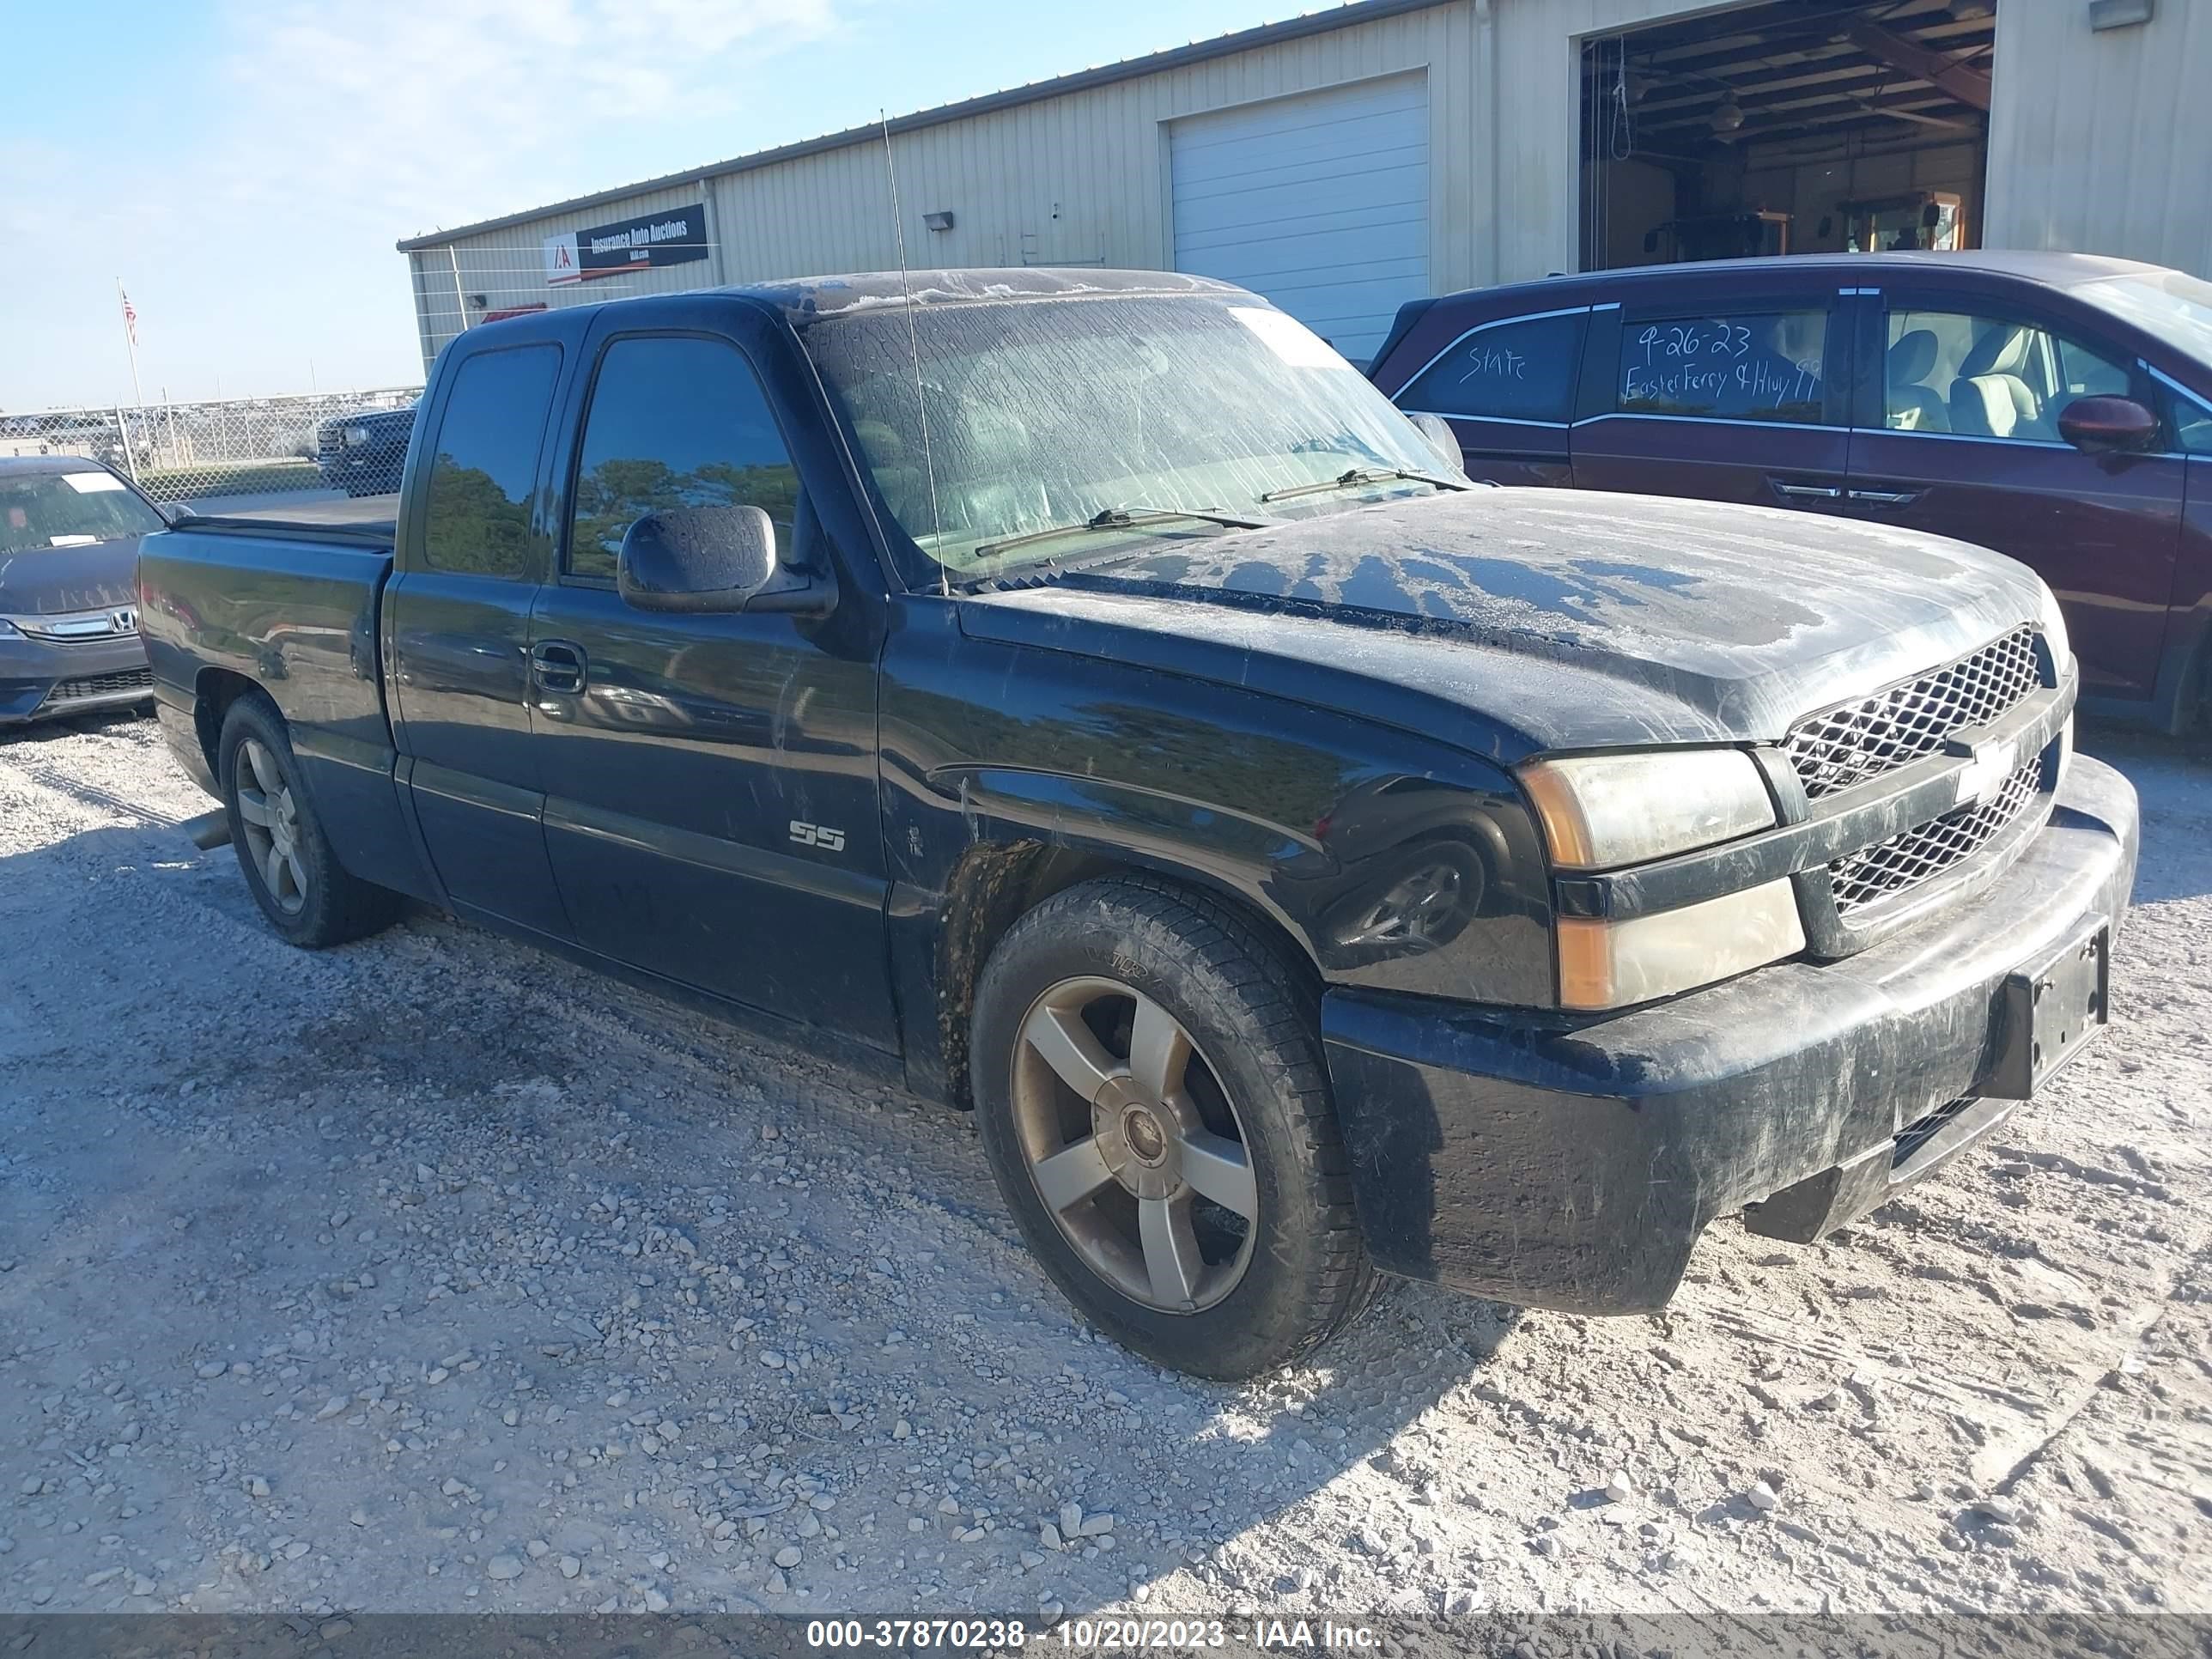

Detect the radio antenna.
[{"left": 879, "top": 108, "right": 948, "bottom": 598}]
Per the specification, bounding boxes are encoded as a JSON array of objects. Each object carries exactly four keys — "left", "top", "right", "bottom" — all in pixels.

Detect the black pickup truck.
[
  {"left": 138, "top": 269, "right": 2139, "bottom": 1378},
  {"left": 312, "top": 403, "right": 417, "bottom": 497}
]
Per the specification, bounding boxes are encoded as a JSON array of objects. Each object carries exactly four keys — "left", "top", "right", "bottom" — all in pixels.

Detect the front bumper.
[
  {"left": 0, "top": 632, "right": 154, "bottom": 726},
  {"left": 1322, "top": 754, "right": 2140, "bottom": 1316}
]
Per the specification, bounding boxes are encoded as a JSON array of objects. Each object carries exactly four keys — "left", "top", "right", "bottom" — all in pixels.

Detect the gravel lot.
[{"left": 2, "top": 712, "right": 2207, "bottom": 1623}]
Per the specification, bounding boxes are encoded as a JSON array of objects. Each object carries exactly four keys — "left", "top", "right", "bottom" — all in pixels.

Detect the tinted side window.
[
  {"left": 1395, "top": 312, "right": 1586, "bottom": 422},
  {"left": 1617, "top": 311, "right": 1826, "bottom": 424},
  {"left": 567, "top": 337, "right": 799, "bottom": 581},
  {"left": 420, "top": 344, "right": 562, "bottom": 578}
]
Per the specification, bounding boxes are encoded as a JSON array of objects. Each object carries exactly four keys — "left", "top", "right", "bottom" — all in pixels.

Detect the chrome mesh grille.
[
  {"left": 1785, "top": 625, "right": 2042, "bottom": 800},
  {"left": 1827, "top": 758, "right": 2041, "bottom": 921}
]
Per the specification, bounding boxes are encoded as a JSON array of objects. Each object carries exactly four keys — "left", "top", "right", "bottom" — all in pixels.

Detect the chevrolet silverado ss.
[{"left": 136, "top": 269, "right": 2139, "bottom": 1378}]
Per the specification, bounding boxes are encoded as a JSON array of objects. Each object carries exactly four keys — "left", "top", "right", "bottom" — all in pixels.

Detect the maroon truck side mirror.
[{"left": 2057, "top": 396, "right": 2159, "bottom": 455}]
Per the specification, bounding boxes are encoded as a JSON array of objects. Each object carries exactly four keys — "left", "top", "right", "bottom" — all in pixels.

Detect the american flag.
[{"left": 119, "top": 288, "right": 138, "bottom": 347}]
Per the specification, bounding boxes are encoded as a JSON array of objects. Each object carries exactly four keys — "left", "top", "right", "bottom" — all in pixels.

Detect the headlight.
[
  {"left": 2038, "top": 584, "right": 2071, "bottom": 680},
  {"left": 1519, "top": 748, "right": 1776, "bottom": 871},
  {"left": 343, "top": 424, "right": 373, "bottom": 447},
  {"left": 1557, "top": 878, "right": 1806, "bottom": 1011},
  {"left": 0, "top": 617, "right": 21, "bottom": 639}
]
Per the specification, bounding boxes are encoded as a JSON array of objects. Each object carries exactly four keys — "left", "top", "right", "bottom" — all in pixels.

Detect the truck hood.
[
  {"left": 955, "top": 489, "right": 2051, "bottom": 760},
  {"left": 0, "top": 534, "right": 143, "bottom": 617}
]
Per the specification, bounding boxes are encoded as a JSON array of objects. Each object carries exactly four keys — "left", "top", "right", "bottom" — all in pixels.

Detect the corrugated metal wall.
[
  {"left": 410, "top": 3, "right": 1486, "bottom": 366},
  {"left": 406, "top": 0, "right": 2207, "bottom": 371},
  {"left": 702, "top": 4, "right": 1484, "bottom": 295},
  {"left": 1489, "top": 0, "right": 1725, "bottom": 285},
  {"left": 1983, "top": 0, "right": 2211, "bottom": 277},
  {"left": 401, "top": 0, "right": 1723, "bottom": 367}
]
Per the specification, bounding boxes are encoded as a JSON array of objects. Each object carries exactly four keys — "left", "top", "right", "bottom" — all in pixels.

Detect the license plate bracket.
[{"left": 1985, "top": 917, "right": 2111, "bottom": 1100}]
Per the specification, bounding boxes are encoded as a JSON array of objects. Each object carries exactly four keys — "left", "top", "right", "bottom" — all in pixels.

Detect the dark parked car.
[
  {"left": 138, "top": 270, "right": 2136, "bottom": 1377},
  {"left": 1369, "top": 252, "right": 2212, "bottom": 734},
  {"left": 314, "top": 404, "right": 416, "bottom": 496},
  {"left": 0, "top": 456, "right": 161, "bottom": 726}
]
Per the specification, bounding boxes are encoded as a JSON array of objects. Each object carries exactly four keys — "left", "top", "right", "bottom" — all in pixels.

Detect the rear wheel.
[
  {"left": 217, "top": 696, "right": 400, "bottom": 947},
  {"left": 971, "top": 877, "right": 1376, "bottom": 1378}
]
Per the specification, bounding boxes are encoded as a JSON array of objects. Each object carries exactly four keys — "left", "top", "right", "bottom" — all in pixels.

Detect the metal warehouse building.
[{"left": 398, "top": 0, "right": 2209, "bottom": 371}]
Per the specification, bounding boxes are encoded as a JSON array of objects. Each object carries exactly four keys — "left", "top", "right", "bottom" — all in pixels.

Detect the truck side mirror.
[{"left": 617, "top": 506, "right": 780, "bottom": 614}]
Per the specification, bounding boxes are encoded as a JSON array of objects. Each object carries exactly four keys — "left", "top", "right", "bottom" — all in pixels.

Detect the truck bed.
[
  {"left": 167, "top": 499, "right": 398, "bottom": 543},
  {"left": 137, "top": 514, "right": 398, "bottom": 808}
]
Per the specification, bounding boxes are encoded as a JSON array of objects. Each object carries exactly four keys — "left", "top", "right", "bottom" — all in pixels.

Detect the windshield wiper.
[
  {"left": 971, "top": 505, "right": 1269, "bottom": 562},
  {"left": 1258, "top": 466, "right": 1473, "bottom": 504}
]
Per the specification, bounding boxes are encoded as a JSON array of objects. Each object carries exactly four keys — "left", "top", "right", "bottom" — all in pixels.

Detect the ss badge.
[{"left": 789, "top": 820, "right": 847, "bottom": 853}]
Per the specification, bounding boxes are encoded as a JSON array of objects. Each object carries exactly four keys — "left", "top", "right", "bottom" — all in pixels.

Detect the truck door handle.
[
  {"left": 1771, "top": 481, "right": 1843, "bottom": 501},
  {"left": 1848, "top": 488, "right": 1922, "bottom": 506},
  {"left": 530, "top": 640, "right": 587, "bottom": 694}
]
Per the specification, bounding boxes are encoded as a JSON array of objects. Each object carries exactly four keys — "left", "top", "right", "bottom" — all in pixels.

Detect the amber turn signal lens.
[{"left": 1557, "top": 879, "right": 1806, "bottom": 1011}]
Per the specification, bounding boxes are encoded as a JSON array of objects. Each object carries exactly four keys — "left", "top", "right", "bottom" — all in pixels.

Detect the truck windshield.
[
  {"left": 0, "top": 470, "right": 164, "bottom": 557},
  {"left": 801, "top": 293, "right": 1451, "bottom": 584}
]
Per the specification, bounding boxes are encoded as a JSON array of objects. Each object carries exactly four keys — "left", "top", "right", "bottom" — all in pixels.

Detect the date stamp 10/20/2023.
[{"left": 803, "top": 1616, "right": 1385, "bottom": 1652}]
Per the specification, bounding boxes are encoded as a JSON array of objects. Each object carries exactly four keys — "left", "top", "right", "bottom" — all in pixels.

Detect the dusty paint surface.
[{"left": 968, "top": 489, "right": 2048, "bottom": 758}]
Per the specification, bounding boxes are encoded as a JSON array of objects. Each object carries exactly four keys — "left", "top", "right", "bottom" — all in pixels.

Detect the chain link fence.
[{"left": 0, "top": 387, "right": 422, "bottom": 507}]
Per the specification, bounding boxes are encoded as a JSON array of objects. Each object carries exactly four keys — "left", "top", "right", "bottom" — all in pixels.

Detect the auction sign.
[{"left": 543, "top": 204, "right": 708, "bottom": 286}]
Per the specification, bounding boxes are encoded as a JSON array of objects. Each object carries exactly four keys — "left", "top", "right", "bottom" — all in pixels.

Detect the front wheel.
[
  {"left": 217, "top": 696, "right": 400, "bottom": 947},
  {"left": 971, "top": 877, "right": 1377, "bottom": 1378}
]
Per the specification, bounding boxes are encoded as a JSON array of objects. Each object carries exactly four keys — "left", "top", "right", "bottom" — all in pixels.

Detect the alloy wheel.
[
  {"left": 235, "top": 738, "right": 309, "bottom": 915},
  {"left": 1009, "top": 975, "right": 1258, "bottom": 1313}
]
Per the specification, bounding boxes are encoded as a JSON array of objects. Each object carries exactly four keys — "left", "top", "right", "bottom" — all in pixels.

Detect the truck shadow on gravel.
[
  {"left": 0, "top": 705, "right": 151, "bottom": 750},
  {"left": 1, "top": 814, "right": 1546, "bottom": 1618}
]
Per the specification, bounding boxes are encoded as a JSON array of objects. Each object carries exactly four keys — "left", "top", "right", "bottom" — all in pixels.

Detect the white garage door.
[{"left": 1170, "top": 75, "right": 1430, "bottom": 367}]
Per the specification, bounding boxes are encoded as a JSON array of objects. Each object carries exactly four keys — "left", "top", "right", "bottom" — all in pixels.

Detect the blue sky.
[{"left": 2, "top": 0, "right": 1308, "bottom": 410}]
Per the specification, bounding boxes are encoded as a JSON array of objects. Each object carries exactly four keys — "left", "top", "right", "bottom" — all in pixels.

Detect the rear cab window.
[{"left": 418, "top": 343, "right": 564, "bottom": 578}]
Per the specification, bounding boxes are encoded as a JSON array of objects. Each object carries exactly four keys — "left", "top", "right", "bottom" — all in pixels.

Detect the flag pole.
[
  {"left": 117, "top": 281, "right": 146, "bottom": 480},
  {"left": 117, "top": 280, "right": 145, "bottom": 409}
]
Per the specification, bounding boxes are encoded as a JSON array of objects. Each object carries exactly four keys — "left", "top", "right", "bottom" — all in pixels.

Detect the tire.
[
  {"left": 970, "top": 876, "right": 1377, "bottom": 1379},
  {"left": 217, "top": 696, "right": 401, "bottom": 947}
]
